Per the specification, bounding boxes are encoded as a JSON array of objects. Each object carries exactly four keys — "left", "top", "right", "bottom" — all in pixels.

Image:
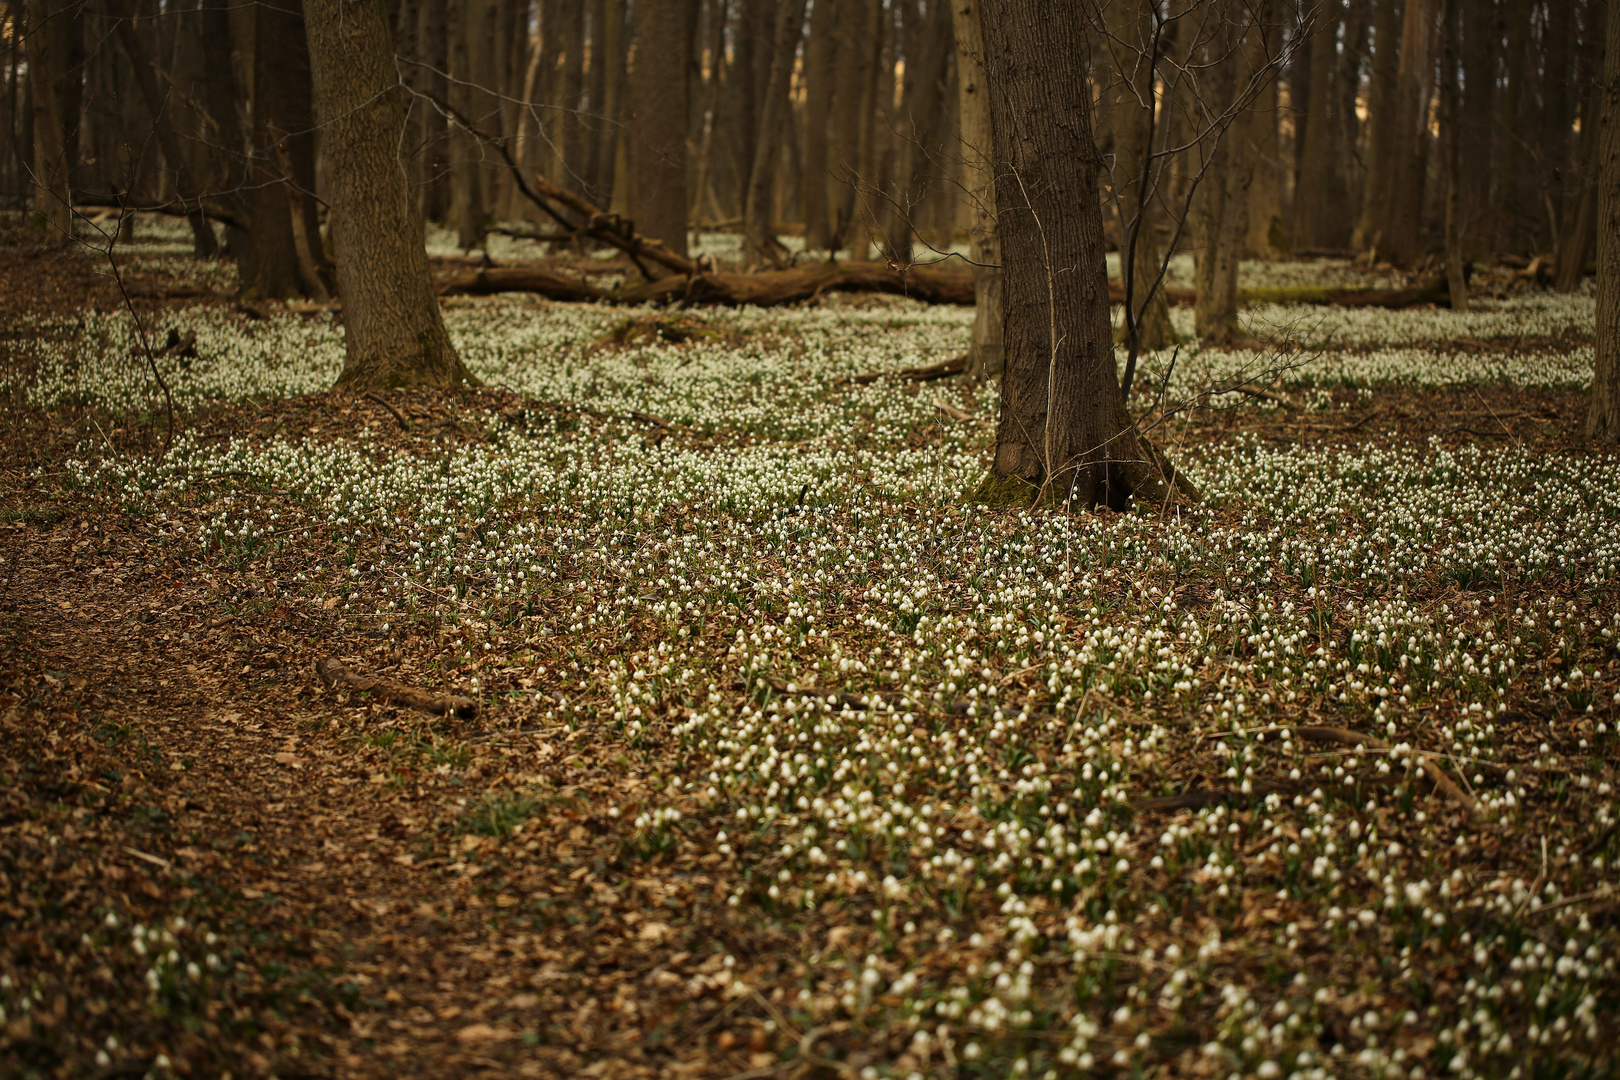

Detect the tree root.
[{"left": 315, "top": 657, "right": 478, "bottom": 719}]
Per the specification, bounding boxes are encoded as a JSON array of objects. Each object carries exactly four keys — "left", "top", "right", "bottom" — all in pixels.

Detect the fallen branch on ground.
[{"left": 315, "top": 657, "right": 478, "bottom": 719}]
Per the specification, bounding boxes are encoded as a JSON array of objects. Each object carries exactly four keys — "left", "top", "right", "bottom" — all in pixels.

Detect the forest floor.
[{"left": 1, "top": 219, "right": 1618, "bottom": 1080}]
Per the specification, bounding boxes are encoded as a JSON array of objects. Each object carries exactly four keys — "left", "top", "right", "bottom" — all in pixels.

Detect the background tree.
[
  {"left": 627, "top": 0, "right": 694, "bottom": 259},
  {"left": 953, "top": 0, "right": 1002, "bottom": 381},
  {"left": 304, "top": 0, "right": 470, "bottom": 390},
  {"left": 1592, "top": 0, "right": 1620, "bottom": 443}
]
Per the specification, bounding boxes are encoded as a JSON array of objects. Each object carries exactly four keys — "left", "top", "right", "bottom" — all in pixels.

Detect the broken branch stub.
[{"left": 315, "top": 657, "right": 478, "bottom": 719}]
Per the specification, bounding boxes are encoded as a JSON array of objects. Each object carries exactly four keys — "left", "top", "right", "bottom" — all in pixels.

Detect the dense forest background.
[{"left": 0, "top": 0, "right": 1605, "bottom": 286}]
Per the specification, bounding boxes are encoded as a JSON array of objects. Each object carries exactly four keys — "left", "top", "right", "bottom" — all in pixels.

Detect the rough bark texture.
[
  {"left": 1591, "top": 0, "right": 1620, "bottom": 443},
  {"left": 304, "top": 0, "right": 470, "bottom": 391},
  {"left": 1106, "top": 0, "right": 1173, "bottom": 357},
  {"left": 828, "top": 0, "right": 874, "bottom": 250},
  {"left": 978, "top": 0, "right": 1192, "bottom": 507},
  {"left": 627, "top": 0, "right": 693, "bottom": 259},
  {"left": 952, "top": 0, "right": 1003, "bottom": 381},
  {"left": 1241, "top": 1, "right": 1282, "bottom": 257},
  {"left": 742, "top": 0, "right": 808, "bottom": 267}
]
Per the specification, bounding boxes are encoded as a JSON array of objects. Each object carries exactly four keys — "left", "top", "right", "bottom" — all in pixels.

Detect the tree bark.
[
  {"left": 801, "top": 0, "right": 838, "bottom": 252},
  {"left": 1383, "top": 0, "right": 1436, "bottom": 268},
  {"left": 828, "top": 0, "right": 875, "bottom": 251},
  {"left": 978, "top": 0, "right": 1193, "bottom": 508},
  {"left": 743, "top": 0, "right": 808, "bottom": 267},
  {"left": 627, "top": 0, "right": 693, "bottom": 258},
  {"left": 1352, "top": 0, "right": 1401, "bottom": 256},
  {"left": 952, "top": 0, "right": 1002, "bottom": 381},
  {"left": 1590, "top": 0, "right": 1620, "bottom": 443},
  {"left": 23, "top": 0, "right": 79, "bottom": 242},
  {"left": 240, "top": 0, "right": 326, "bottom": 300},
  {"left": 304, "top": 0, "right": 470, "bottom": 390},
  {"left": 1292, "top": 0, "right": 1346, "bottom": 250},
  {"left": 1440, "top": 0, "right": 1466, "bottom": 310},
  {"left": 1559, "top": 2, "right": 1607, "bottom": 294},
  {"left": 1458, "top": 0, "right": 1494, "bottom": 255},
  {"left": 1192, "top": 13, "right": 1253, "bottom": 345},
  {"left": 1242, "top": 0, "right": 1282, "bottom": 257}
]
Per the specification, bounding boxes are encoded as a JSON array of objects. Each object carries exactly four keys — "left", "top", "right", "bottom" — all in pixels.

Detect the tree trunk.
[
  {"left": 1292, "top": 0, "right": 1345, "bottom": 249},
  {"left": 1352, "top": 0, "right": 1401, "bottom": 256},
  {"left": 1242, "top": 0, "right": 1283, "bottom": 256},
  {"left": 240, "top": 0, "right": 325, "bottom": 300},
  {"left": 304, "top": 0, "right": 470, "bottom": 390},
  {"left": 801, "top": 0, "right": 838, "bottom": 252},
  {"left": 1440, "top": 0, "right": 1467, "bottom": 310},
  {"left": 1192, "top": 14, "right": 1253, "bottom": 345},
  {"left": 1559, "top": 3, "right": 1607, "bottom": 294},
  {"left": 1383, "top": 0, "right": 1436, "bottom": 268},
  {"left": 23, "top": 0, "right": 79, "bottom": 241},
  {"left": 1106, "top": 0, "right": 1173, "bottom": 363},
  {"left": 628, "top": 0, "right": 693, "bottom": 258},
  {"left": 952, "top": 0, "right": 1002, "bottom": 382},
  {"left": 978, "top": 0, "right": 1193, "bottom": 508},
  {"left": 742, "top": 0, "right": 808, "bottom": 267},
  {"left": 828, "top": 0, "right": 874, "bottom": 251},
  {"left": 108, "top": 0, "right": 218, "bottom": 256},
  {"left": 1458, "top": 0, "right": 1494, "bottom": 255},
  {"left": 1590, "top": 0, "right": 1620, "bottom": 443}
]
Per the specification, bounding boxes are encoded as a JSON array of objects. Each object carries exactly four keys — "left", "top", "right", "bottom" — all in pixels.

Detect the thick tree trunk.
[
  {"left": 448, "top": 0, "right": 493, "bottom": 250},
  {"left": 801, "top": 0, "right": 838, "bottom": 252},
  {"left": 952, "top": 0, "right": 1002, "bottom": 381},
  {"left": 978, "top": 0, "right": 1193, "bottom": 508},
  {"left": 1590, "top": 0, "right": 1620, "bottom": 443},
  {"left": 627, "top": 0, "right": 692, "bottom": 258},
  {"left": 743, "top": 0, "right": 808, "bottom": 267},
  {"left": 24, "top": 0, "right": 79, "bottom": 241},
  {"left": 1440, "top": 0, "right": 1467, "bottom": 310},
  {"left": 1352, "top": 0, "right": 1400, "bottom": 256},
  {"left": 1242, "top": 0, "right": 1282, "bottom": 257},
  {"left": 304, "top": 0, "right": 470, "bottom": 390}
]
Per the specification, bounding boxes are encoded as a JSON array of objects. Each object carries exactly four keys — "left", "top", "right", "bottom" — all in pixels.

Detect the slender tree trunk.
[
  {"left": 743, "top": 0, "right": 808, "bottom": 267},
  {"left": 1242, "top": 0, "right": 1282, "bottom": 256},
  {"left": 628, "top": 0, "right": 693, "bottom": 257},
  {"left": 1560, "top": 3, "right": 1607, "bottom": 293},
  {"left": 1459, "top": 0, "right": 1494, "bottom": 255},
  {"left": 1107, "top": 0, "right": 1172, "bottom": 360},
  {"left": 1591, "top": 0, "right": 1620, "bottom": 443},
  {"left": 1192, "top": 14, "right": 1253, "bottom": 345},
  {"left": 828, "top": 0, "right": 873, "bottom": 250},
  {"left": 801, "top": 0, "right": 838, "bottom": 252},
  {"left": 978, "top": 0, "right": 1193, "bottom": 508},
  {"left": 1441, "top": 0, "right": 1466, "bottom": 310},
  {"left": 953, "top": 0, "right": 1001, "bottom": 381},
  {"left": 1352, "top": 0, "right": 1400, "bottom": 256},
  {"left": 108, "top": 0, "right": 218, "bottom": 256},
  {"left": 1293, "top": 0, "right": 1344, "bottom": 249},
  {"left": 1383, "top": 0, "right": 1436, "bottom": 268},
  {"left": 240, "top": 0, "right": 325, "bottom": 299},
  {"left": 24, "top": 0, "right": 78, "bottom": 241},
  {"left": 304, "top": 0, "right": 469, "bottom": 390}
]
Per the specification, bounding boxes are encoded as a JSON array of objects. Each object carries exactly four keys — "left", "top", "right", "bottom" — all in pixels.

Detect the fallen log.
[
  {"left": 315, "top": 657, "right": 478, "bottom": 719},
  {"left": 617, "top": 262, "right": 977, "bottom": 306},
  {"left": 439, "top": 266, "right": 608, "bottom": 302}
]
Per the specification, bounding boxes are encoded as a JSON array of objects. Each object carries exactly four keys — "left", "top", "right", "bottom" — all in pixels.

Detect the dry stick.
[
  {"left": 1201, "top": 724, "right": 1478, "bottom": 818},
  {"left": 315, "top": 657, "right": 478, "bottom": 719},
  {"left": 363, "top": 392, "right": 412, "bottom": 432}
]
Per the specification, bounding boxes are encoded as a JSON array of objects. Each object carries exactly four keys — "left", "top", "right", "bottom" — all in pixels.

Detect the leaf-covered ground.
[{"left": 2, "top": 217, "right": 1617, "bottom": 1080}]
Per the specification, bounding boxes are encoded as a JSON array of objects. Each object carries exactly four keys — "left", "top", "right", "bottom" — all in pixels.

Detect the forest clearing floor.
[{"left": 2, "top": 231, "right": 1619, "bottom": 1080}]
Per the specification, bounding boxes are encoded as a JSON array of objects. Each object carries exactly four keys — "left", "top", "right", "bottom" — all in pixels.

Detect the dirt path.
[{"left": 0, "top": 516, "right": 779, "bottom": 1079}]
